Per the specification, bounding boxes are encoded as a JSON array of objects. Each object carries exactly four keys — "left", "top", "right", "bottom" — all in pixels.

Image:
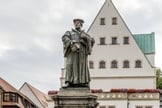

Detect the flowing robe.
[{"left": 62, "top": 29, "right": 94, "bottom": 86}]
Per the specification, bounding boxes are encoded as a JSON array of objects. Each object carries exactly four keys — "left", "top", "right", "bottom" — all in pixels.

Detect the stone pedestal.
[{"left": 52, "top": 87, "right": 98, "bottom": 108}]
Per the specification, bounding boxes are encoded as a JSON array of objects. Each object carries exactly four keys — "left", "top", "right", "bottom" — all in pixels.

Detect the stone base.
[{"left": 52, "top": 87, "right": 98, "bottom": 108}]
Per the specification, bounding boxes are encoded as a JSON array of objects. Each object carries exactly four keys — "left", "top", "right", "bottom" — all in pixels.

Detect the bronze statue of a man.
[{"left": 62, "top": 19, "right": 95, "bottom": 87}]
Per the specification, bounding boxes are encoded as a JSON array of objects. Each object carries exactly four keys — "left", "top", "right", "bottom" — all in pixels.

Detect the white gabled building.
[{"left": 87, "top": 0, "right": 156, "bottom": 91}]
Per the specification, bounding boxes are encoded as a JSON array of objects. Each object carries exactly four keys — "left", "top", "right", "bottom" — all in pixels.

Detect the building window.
[
  {"left": 108, "top": 106, "right": 115, "bottom": 108},
  {"left": 100, "top": 37, "right": 106, "bottom": 45},
  {"left": 10, "top": 93, "right": 17, "bottom": 102},
  {"left": 3, "top": 93, "right": 10, "bottom": 101},
  {"left": 123, "top": 60, "right": 129, "bottom": 68},
  {"left": 123, "top": 37, "right": 129, "bottom": 44},
  {"left": 99, "top": 106, "right": 106, "bottom": 108},
  {"left": 99, "top": 61, "right": 106, "bottom": 69},
  {"left": 136, "top": 106, "right": 143, "bottom": 108},
  {"left": 112, "top": 37, "right": 117, "bottom": 44},
  {"left": 112, "top": 17, "right": 117, "bottom": 25},
  {"left": 100, "top": 18, "right": 105, "bottom": 25},
  {"left": 3, "top": 92, "right": 18, "bottom": 102},
  {"left": 89, "top": 61, "right": 94, "bottom": 69},
  {"left": 135, "top": 60, "right": 142, "bottom": 68},
  {"left": 145, "top": 106, "right": 152, "bottom": 108},
  {"left": 111, "top": 60, "right": 118, "bottom": 68}
]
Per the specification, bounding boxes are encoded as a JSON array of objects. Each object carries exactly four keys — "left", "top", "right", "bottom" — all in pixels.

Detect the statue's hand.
[
  {"left": 71, "top": 40, "right": 77, "bottom": 44},
  {"left": 71, "top": 45, "right": 77, "bottom": 52},
  {"left": 71, "top": 43, "right": 80, "bottom": 52},
  {"left": 81, "top": 33, "right": 87, "bottom": 39}
]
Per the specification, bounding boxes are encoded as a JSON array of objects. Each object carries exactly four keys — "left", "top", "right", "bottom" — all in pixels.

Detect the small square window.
[
  {"left": 135, "top": 60, "right": 142, "bottom": 68},
  {"left": 123, "top": 60, "right": 129, "bottom": 68},
  {"left": 112, "top": 17, "right": 117, "bottom": 25},
  {"left": 145, "top": 106, "right": 152, "bottom": 108},
  {"left": 112, "top": 37, "right": 117, "bottom": 44},
  {"left": 99, "top": 61, "right": 106, "bottom": 69},
  {"left": 89, "top": 61, "right": 94, "bottom": 69},
  {"left": 124, "top": 37, "right": 129, "bottom": 44},
  {"left": 111, "top": 60, "right": 118, "bottom": 68},
  {"left": 100, "top": 106, "right": 106, "bottom": 108},
  {"left": 100, "top": 18, "right": 105, "bottom": 25},
  {"left": 136, "top": 106, "right": 143, "bottom": 108},
  {"left": 100, "top": 37, "right": 106, "bottom": 45},
  {"left": 108, "top": 106, "right": 115, "bottom": 108}
]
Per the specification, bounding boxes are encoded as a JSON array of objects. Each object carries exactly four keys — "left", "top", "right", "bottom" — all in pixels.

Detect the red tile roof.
[{"left": 0, "top": 77, "right": 18, "bottom": 92}]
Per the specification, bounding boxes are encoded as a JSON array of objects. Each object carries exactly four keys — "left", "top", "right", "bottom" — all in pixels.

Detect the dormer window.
[
  {"left": 112, "top": 17, "right": 117, "bottom": 25},
  {"left": 100, "top": 18, "right": 105, "bottom": 25}
]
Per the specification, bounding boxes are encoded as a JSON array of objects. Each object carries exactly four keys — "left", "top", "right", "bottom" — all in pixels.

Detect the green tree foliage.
[{"left": 156, "top": 68, "right": 162, "bottom": 89}]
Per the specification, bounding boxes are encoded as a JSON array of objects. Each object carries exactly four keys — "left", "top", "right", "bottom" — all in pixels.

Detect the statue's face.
[{"left": 74, "top": 21, "right": 82, "bottom": 30}]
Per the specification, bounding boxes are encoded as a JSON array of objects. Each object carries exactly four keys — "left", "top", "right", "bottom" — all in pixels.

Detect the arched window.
[
  {"left": 135, "top": 60, "right": 142, "bottom": 68},
  {"left": 111, "top": 60, "right": 118, "bottom": 68},
  {"left": 89, "top": 61, "right": 94, "bottom": 69},
  {"left": 99, "top": 61, "right": 106, "bottom": 69},
  {"left": 123, "top": 60, "right": 129, "bottom": 68}
]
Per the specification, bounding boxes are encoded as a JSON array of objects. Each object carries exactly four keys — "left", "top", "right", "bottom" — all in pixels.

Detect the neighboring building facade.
[
  {"left": 58, "top": 0, "right": 159, "bottom": 108},
  {"left": 19, "top": 82, "right": 48, "bottom": 108},
  {"left": 0, "top": 77, "right": 37, "bottom": 108}
]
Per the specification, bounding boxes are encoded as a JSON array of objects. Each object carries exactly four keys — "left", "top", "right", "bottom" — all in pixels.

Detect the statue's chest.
[{"left": 70, "top": 32, "right": 80, "bottom": 41}]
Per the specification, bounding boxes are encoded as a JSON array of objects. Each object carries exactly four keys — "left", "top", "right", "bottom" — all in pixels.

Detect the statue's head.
[{"left": 73, "top": 18, "right": 84, "bottom": 30}]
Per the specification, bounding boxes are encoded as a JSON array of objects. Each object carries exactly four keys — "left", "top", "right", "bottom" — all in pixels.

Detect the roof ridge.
[
  {"left": 25, "top": 82, "right": 48, "bottom": 107},
  {"left": 26, "top": 82, "right": 47, "bottom": 96},
  {"left": 0, "top": 77, "right": 18, "bottom": 92}
]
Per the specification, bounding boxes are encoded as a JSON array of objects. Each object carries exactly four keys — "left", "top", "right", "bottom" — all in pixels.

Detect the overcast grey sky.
[{"left": 0, "top": 0, "right": 162, "bottom": 93}]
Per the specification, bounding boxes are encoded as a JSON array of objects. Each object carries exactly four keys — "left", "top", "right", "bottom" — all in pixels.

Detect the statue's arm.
[
  {"left": 91, "top": 37, "right": 95, "bottom": 47},
  {"left": 62, "top": 31, "right": 72, "bottom": 57}
]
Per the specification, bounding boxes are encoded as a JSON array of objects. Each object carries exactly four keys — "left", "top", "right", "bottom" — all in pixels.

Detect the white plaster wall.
[
  {"left": 129, "top": 100, "right": 159, "bottom": 108},
  {"left": 97, "top": 100, "right": 127, "bottom": 108},
  {"left": 146, "top": 54, "right": 155, "bottom": 67},
  {"left": 47, "top": 100, "right": 54, "bottom": 108},
  {"left": 19, "top": 84, "right": 43, "bottom": 108},
  {"left": 90, "top": 78, "right": 156, "bottom": 91}
]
